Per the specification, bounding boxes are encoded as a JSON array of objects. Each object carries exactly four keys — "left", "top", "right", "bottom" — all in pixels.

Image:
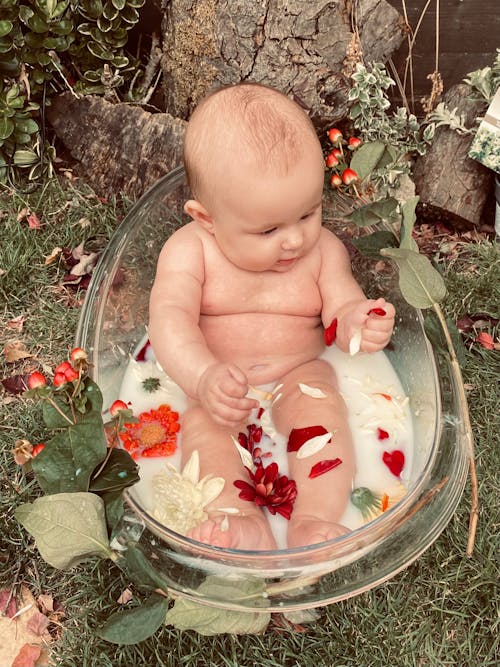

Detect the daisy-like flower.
[
  {"left": 119, "top": 404, "right": 180, "bottom": 459},
  {"left": 350, "top": 483, "right": 407, "bottom": 522},
  {"left": 151, "top": 451, "right": 225, "bottom": 534},
  {"left": 234, "top": 461, "right": 297, "bottom": 520}
]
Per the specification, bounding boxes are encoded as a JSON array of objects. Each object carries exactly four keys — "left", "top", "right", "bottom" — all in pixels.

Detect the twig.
[{"left": 433, "top": 303, "right": 478, "bottom": 556}]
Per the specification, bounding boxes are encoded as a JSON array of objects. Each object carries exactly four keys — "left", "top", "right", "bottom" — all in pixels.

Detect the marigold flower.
[
  {"left": 234, "top": 461, "right": 297, "bottom": 520},
  {"left": 119, "top": 404, "right": 179, "bottom": 459}
]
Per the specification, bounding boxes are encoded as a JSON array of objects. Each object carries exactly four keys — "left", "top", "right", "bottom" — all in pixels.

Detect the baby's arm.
[
  {"left": 317, "top": 229, "right": 395, "bottom": 353},
  {"left": 149, "top": 226, "right": 257, "bottom": 426}
]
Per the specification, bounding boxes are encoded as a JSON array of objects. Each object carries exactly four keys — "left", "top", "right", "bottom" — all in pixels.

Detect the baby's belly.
[{"left": 199, "top": 312, "right": 324, "bottom": 384}]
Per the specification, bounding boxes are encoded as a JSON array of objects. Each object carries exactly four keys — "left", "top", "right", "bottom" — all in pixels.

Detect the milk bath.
[{"left": 117, "top": 340, "right": 413, "bottom": 549}]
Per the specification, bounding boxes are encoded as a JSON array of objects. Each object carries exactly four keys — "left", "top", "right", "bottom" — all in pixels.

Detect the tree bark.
[
  {"left": 413, "top": 84, "right": 492, "bottom": 228},
  {"left": 161, "top": 0, "right": 405, "bottom": 128},
  {"left": 47, "top": 94, "right": 186, "bottom": 198}
]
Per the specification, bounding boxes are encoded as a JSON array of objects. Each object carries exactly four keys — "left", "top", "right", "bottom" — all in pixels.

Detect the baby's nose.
[{"left": 281, "top": 228, "right": 303, "bottom": 250}]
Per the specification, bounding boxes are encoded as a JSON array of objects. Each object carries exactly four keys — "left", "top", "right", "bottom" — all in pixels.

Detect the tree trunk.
[
  {"left": 161, "top": 0, "right": 405, "bottom": 128},
  {"left": 413, "top": 84, "right": 492, "bottom": 228}
]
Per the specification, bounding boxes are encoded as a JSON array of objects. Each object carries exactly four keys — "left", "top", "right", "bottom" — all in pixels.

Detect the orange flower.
[{"left": 119, "top": 404, "right": 180, "bottom": 459}]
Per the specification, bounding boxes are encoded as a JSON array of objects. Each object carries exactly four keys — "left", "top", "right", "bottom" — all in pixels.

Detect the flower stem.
[
  {"left": 432, "top": 302, "right": 478, "bottom": 556},
  {"left": 47, "top": 396, "right": 75, "bottom": 426}
]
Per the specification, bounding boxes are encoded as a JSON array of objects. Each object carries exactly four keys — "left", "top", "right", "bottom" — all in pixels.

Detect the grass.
[{"left": 1, "top": 178, "right": 499, "bottom": 667}]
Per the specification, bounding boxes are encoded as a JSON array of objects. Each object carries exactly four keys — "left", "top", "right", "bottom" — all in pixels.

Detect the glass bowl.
[{"left": 75, "top": 167, "right": 469, "bottom": 612}]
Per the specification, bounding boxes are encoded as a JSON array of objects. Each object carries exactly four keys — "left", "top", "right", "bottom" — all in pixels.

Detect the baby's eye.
[
  {"left": 300, "top": 211, "right": 314, "bottom": 221},
  {"left": 261, "top": 227, "right": 277, "bottom": 235}
]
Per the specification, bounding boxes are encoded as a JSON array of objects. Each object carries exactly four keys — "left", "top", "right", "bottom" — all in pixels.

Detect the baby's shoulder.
[{"left": 318, "top": 227, "right": 350, "bottom": 258}]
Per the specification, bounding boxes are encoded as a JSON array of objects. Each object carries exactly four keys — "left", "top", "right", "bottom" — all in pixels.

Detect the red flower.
[
  {"left": 119, "top": 404, "right": 179, "bottom": 459},
  {"left": 341, "top": 168, "right": 359, "bottom": 185},
  {"left": 234, "top": 462, "right": 297, "bottom": 520},
  {"left": 27, "top": 372, "right": 46, "bottom": 389}
]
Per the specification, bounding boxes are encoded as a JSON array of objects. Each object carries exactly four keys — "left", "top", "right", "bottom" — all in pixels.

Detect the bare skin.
[{"left": 148, "top": 85, "right": 395, "bottom": 549}]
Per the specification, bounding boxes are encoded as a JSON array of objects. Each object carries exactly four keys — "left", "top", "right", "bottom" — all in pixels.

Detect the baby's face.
[{"left": 206, "top": 144, "right": 325, "bottom": 272}]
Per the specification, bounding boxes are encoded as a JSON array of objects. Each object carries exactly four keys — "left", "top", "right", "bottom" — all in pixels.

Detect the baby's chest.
[{"left": 201, "top": 267, "right": 322, "bottom": 316}]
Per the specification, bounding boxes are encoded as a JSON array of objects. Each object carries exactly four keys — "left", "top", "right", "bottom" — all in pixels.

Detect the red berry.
[
  {"left": 348, "top": 136, "right": 362, "bottom": 150},
  {"left": 54, "top": 361, "right": 72, "bottom": 374},
  {"left": 325, "top": 152, "right": 339, "bottom": 168},
  {"left": 341, "top": 168, "right": 359, "bottom": 185},
  {"left": 110, "top": 399, "right": 128, "bottom": 417},
  {"left": 64, "top": 366, "right": 79, "bottom": 382},
  {"left": 330, "top": 174, "right": 342, "bottom": 188},
  {"left": 53, "top": 372, "right": 67, "bottom": 387},
  {"left": 32, "top": 443, "right": 46, "bottom": 457},
  {"left": 27, "top": 372, "right": 47, "bottom": 389},
  {"left": 70, "top": 347, "right": 87, "bottom": 363},
  {"left": 327, "top": 128, "right": 343, "bottom": 144}
]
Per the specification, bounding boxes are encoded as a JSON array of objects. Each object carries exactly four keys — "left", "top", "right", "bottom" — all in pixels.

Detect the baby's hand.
[
  {"left": 338, "top": 298, "right": 395, "bottom": 353},
  {"left": 197, "top": 363, "right": 258, "bottom": 428}
]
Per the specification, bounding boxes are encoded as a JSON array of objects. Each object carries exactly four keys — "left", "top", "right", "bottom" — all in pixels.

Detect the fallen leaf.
[
  {"left": 27, "top": 213, "right": 41, "bottom": 229},
  {"left": 16, "top": 207, "right": 29, "bottom": 222},
  {"left": 36, "top": 595, "right": 54, "bottom": 615},
  {"left": 11, "top": 643, "right": 41, "bottom": 667},
  {"left": 27, "top": 611, "right": 49, "bottom": 636},
  {"left": 6, "top": 316, "right": 26, "bottom": 332},
  {"left": 117, "top": 588, "right": 133, "bottom": 605},
  {"left": 1, "top": 374, "right": 29, "bottom": 395},
  {"left": 43, "top": 248, "right": 62, "bottom": 266},
  {"left": 0, "top": 590, "right": 17, "bottom": 618},
  {"left": 475, "top": 332, "right": 496, "bottom": 350},
  {"left": 77, "top": 217, "right": 91, "bottom": 228},
  {"left": 4, "top": 342, "right": 33, "bottom": 363}
]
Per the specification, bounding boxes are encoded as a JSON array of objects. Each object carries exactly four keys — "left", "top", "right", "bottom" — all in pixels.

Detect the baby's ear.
[{"left": 184, "top": 200, "right": 215, "bottom": 233}]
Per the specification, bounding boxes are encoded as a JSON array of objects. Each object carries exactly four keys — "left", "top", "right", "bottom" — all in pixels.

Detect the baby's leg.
[
  {"left": 180, "top": 404, "right": 277, "bottom": 550},
  {"left": 272, "top": 360, "right": 355, "bottom": 548}
]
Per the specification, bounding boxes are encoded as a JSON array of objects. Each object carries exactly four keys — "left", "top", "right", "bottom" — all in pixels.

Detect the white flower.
[{"left": 151, "top": 451, "right": 225, "bottom": 535}]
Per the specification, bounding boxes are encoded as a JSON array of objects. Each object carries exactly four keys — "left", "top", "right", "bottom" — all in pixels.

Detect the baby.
[{"left": 149, "top": 83, "right": 395, "bottom": 550}]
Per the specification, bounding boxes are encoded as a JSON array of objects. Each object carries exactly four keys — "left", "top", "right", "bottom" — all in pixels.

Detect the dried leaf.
[
  {"left": 11, "top": 643, "right": 41, "bottom": 667},
  {"left": 44, "top": 247, "right": 62, "bottom": 265},
  {"left": 36, "top": 595, "right": 54, "bottom": 615},
  {"left": 6, "top": 315, "right": 26, "bottom": 331},
  {"left": 4, "top": 341, "right": 33, "bottom": 363},
  {"left": 16, "top": 207, "right": 29, "bottom": 222},
  {"left": 117, "top": 588, "right": 133, "bottom": 605},
  {"left": 27, "top": 213, "right": 41, "bottom": 229},
  {"left": 476, "top": 332, "right": 496, "bottom": 350},
  {"left": 27, "top": 610, "right": 49, "bottom": 636},
  {"left": 0, "top": 589, "right": 17, "bottom": 617},
  {"left": 1, "top": 374, "right": 28, "bottom": 395}
]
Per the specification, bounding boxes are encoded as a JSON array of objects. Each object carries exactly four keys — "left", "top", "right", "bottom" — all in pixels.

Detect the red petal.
[
  {"left": 308, "top": 458, "right": 342, "bottom": 478},
  {"left": 233, "top": 480, "right": 256, "bottom": 501},
  {"left": 368, "top": 307, "right": 386, "bottom": 316},
  {"left": 324, "top": 318, "right": 338, "bottom": 346},
  {"left": 135, "top": 339, "right": 151, "bottom": 361},
  {"left": 382, "top": 450, "right": 405, "bottom": 477},
  {"left": 377, "top": 427, "right": 390, "bottom": 440},
  {"left": 287, "top": 425, "right": 329, "bottom": 453}
]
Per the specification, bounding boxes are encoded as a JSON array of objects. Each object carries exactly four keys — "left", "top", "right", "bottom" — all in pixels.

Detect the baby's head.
[{"left": 183, "top": 83, "right": 323, "bottom": 208}]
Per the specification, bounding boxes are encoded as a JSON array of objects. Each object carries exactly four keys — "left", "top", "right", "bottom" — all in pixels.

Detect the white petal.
[
  {"left": 296, "top": 432, "right": 333, "bottom": 459},
  {"left": 298, "top": 383, "right": 327, "bottom": 399},
  {"left": 182, "top": 450, "right": 200, "bottom": 484},
  {"left": 231, "top": 436, "right": 255, "bottom": 470},
  {"left": 200, "top": 476, "right": 225, "bottom": 506},
  {"left": 349, "top": 329, "right": 362, "bottom": 355},
  {"left": 214, "top": 507, "right": 240, "bottom": 514},
  {"left": 272, "top": 383, "right": 284, "bottom": 395},
  {"left": 220, "top": 515, "right": 229, "bottom": 531}
]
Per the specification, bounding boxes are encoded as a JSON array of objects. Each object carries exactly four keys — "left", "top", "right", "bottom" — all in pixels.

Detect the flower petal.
[
  {"left": 182, "top": 450, "right": 200, "bottom": 484},
  {"left": 296, "top": 432, "right": 333, "bottom": 459},
  {"left": 382, "top": 450, "right": 405, "bottom": 477},
  {"left": 298, "top": 383, "right": 327, "bottom": 399},
  {"left": 231, "top": 436, "right": 255, "bottom": 471},
  {"left": 200, "top": 476, "right": 225, "bottom": 505},
  {"left": 349, "top": 329, "right": 362, "bottom": 355},
  {"left": 287, "top": 425, "right": 329, "bottom": 453},
  {"left": 308, "top": 458, "right": 342, "bottom": 478}
]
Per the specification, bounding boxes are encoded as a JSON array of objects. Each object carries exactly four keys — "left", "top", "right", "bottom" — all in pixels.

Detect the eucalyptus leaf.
[
  {"left": 349, "top": 140, "right": 386, "bottom": 180},
  {"left": 350, "top": 230, "right": 397, "bottom": 258},
  {"left": 380, "top": 247, "right": 446, "bottom": 308},
  {"left": 165, "top": 576, "right": 270, "bottom": 636},
  {"left": 32, "top": 410, "right": 107, "bottom": 494},
  {"left": 98, "top": 593, "right": 168, "bottom": 644},
  {"left": 15, "top": 492, "right": 111, "bottom": 569}
]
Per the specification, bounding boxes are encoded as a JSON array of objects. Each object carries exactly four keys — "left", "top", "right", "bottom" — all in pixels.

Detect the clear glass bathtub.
[{"left": 75, "top": 167, "right": 469, "bottom": 612}]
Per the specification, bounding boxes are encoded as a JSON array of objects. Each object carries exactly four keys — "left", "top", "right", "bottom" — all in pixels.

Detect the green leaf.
[
  {"left": 87, "top": 39, "right": 114, "bottom": 60},
  {"left": 111, "top": 0, "right": 125, "bottom": 9},
  {"left": 14, "top": 118, "right": 39, "bottom": 135},
  {"left": 89, "top": 448, "right": 139, "bottom": 494},
  {"left": 165, "top": 576, "right": 270, "bottom": 636},
  {"left": 348, "top": 197, "right": 399, "bottom": 227},
  {"left": 424, "top": 311, "right": 467, "bottom": 366},
  {"left": 119, "top": 543, "right": 172, "bottom": 591},
  {"left": 111, "top": 54, "right": 128, "bottom": 68},
  {"left": 350, "top": 230, "right": 397, "bottom": 258},
  {"left": 27, "top": 12, "right": 50, "bottom": 33},
  {"left": 0, "top": 116, "right": 14, "bottom": 140},
  {"left": 0, "top": 20, "right": 13, "bottom": 38},
  {"left": 380, "top": 247, "right": 447, "bottom": 308},
  {"left": 18, "top": 5, "right": 35, "bottom": 26},
  {"left": 349, "top": 140, "right": 386, "bottom": 181},
  {"left": 97, "top": 594, "right": 168, "bottom": 644},
  {"left": 15, "top": 492, "right": 111, "bottom": 569},
  {"left": 32, "top": 410, "right": 107, "bottom": 493},
  {"left": 13, "top": 149, "right": 38, "bottom": 166},
  {"left": 400, "top": 196, "right": 419, "bottom": 251}
]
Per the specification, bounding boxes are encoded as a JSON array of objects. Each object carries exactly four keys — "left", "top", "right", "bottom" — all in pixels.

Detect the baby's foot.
[
  {"left": 287, "top": 515, "right": 350, "bottom": 548},
  {"left": 187, "top": 514, "right": 277, "bottom": 550}
]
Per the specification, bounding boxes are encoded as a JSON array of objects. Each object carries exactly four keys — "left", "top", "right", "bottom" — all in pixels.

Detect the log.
[
  {"left": 413, "top": 83, "right": 492, "bottom": 228},
  {"left": 161, "top": 0, "right": 406, "bottom": 128},
  {"left": 47, "top": 94, "right": 186, "bottom": 198}
]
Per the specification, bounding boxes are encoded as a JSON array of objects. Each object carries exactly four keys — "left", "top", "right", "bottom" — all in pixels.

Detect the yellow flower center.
[{"left": 138, "top": 422, "right": 166, "bottom": 446}]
